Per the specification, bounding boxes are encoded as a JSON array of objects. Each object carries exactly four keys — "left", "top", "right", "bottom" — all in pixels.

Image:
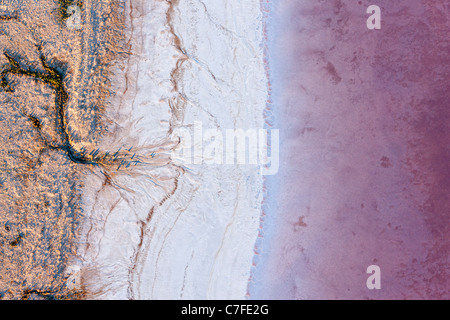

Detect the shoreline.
[{"left": 79, "top": 0, "right": 268, "bottom": 299}]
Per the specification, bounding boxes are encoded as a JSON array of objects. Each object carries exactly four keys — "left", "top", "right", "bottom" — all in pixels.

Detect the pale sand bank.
[{"left": 79, "top": 0, "right": 268, "bottom": 299}]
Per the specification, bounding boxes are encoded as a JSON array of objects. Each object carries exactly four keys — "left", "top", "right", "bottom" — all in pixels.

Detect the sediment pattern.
[{"left": 0, "top": 0, "right": 129, "bottom": 299}]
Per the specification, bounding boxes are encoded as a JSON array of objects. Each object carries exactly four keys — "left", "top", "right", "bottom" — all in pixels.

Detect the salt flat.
[{"left": 79, "top": 0, "right": 267, "bottom": 299}]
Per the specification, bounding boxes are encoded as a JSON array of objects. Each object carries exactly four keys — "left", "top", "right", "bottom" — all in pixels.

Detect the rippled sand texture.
[
  {"left": 78, "top": 0, "right": 267, "bottom": 299},
  {"left": 0, "top": 0, "right": 125, "bottom": 299},
  {"left": 251, "top": 0, "right": 449, "bottom": 299}
]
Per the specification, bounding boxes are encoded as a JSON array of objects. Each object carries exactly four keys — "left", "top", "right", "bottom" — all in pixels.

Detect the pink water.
[{"left": 250, "top": 0, "right": 449, "bottom": 299}]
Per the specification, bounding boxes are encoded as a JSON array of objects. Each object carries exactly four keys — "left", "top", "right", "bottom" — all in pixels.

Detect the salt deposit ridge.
[{"left": 78, "top": 0, "right": 268, "bottom": 299}]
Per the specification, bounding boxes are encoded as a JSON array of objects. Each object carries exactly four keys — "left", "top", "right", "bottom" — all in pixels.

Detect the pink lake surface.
[{"left": 250, "top": 0, "right": 449, "bottom": 299}]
